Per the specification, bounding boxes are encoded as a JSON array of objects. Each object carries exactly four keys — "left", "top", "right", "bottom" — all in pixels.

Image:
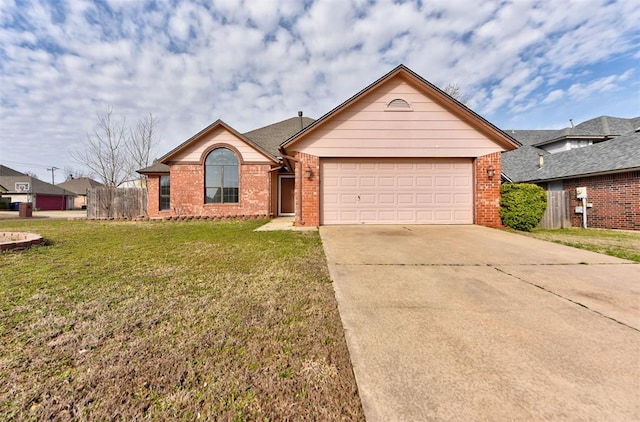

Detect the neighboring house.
[
  {"left": 0, "top": 165, "right": 75, "bottom": 210},
  {"left": 56, "top": 177, "right": 104, "bottom": 209},
  {"left": 139, "top": 65, "right": 518, "bottom": 227},
  {"left": 502, "top": 116, "right": 640, "bottom": 230}
]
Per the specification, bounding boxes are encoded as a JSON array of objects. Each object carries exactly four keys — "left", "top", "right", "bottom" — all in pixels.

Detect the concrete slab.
[
  {"left": 321, "top": 225, "right": 640, "bottom": 421},
  {"left": 0, "top": 210, "right": 87, "bottom": 220},
  {"left": 254, "top": 217, "right": 317, "bottom": 232},
  {"left": 321, "top": 225, "right": 627, "bottom": 265},
  {"left": 498, "top": 264, "right": 640, "bottom": 329}
]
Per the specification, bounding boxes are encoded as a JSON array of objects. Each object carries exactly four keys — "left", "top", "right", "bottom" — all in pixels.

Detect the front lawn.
[
  {"left": 521, "top": 227, "right": 640, "bottom": 263},
  {"left": 0, "top": 219, "right": 364, "bottom": 420}
]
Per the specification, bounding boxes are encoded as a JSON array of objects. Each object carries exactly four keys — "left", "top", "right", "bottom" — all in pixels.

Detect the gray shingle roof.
[
  {"left": 243, "top": 116, "right": 315, "bottom": 157},
  {"left": 0, "top": 165, "right": 26, "bottom": 176},
  {"left": 0, "top": 175, "right": 73, "bottom": 195},
  {"left": 502, "top": 116, "right": 640, "bottom": 182},
  {"left": 56, "top": 177, "right": 104, "bottom": 194},
  {"left": 137, "top": 161, "right": 170, "bottom": 174}
]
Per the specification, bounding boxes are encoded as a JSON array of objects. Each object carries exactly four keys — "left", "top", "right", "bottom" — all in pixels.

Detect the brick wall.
[
  {"left": 295, "top": 152, "right": 320, "bottom": 227},
  {"left": 562, "top": 171, "right": 640, "bottom": 230},
  {"left": 147, "top": 163, "right": 272, "bottom": 218},
  {"left": 147, "top": 176, "right": 161, "bottom": 217},
  {"left": 475, "top": 152, "right": 502, "bottom": 227}
]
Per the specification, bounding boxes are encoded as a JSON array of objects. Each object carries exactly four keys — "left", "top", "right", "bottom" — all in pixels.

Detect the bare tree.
[
  {"left": 127, "top": 113, "right": 159, "bottom": 175},
  {"left": 63, "top": 166, "right": 91, "bottom": 181},
  {"left": 72, "top": 108, "right": 159, "bottom": 187},
  {"left": 25, "top": 171, "right": 40, "bottom": 179},
  {"left": 442, "top": 83, "right": 470, "bottom": 105}
]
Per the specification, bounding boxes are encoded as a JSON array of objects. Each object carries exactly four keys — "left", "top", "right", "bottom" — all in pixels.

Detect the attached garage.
[
  {"left": 321, "top": 158, "right": 473, "bottom": 224},
  {"left": 281, "top": 65, "right": 519, "bottom": 227}
]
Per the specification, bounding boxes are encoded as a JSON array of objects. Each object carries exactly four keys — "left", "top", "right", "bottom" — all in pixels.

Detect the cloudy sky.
[{"left": 1, "top": 0, "right": 639, "bottom": 181}]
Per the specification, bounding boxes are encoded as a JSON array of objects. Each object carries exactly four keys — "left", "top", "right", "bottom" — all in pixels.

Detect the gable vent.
[{"left": 386, "top": 98, "right": 412, "bottom": 111}]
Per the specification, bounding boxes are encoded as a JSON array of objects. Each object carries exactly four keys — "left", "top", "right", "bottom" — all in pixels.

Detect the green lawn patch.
[
  {"left": 521, "top": 227, "right": 640, "bottom": 263},
  {"left": 0, "top": 219, "right": 364, "bottom": 420}
]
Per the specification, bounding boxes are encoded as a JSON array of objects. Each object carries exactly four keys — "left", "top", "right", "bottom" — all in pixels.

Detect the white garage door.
[{"left": 321, "top": 158, "right": 473, "bottom": 225}]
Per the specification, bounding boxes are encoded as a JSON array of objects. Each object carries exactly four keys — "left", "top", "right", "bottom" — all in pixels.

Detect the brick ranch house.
[
  {"left": 139, "top": 65, "right": 519, "bottom": 227},
  {"left": 502, "top": 116, "right": 640, "bottom": 230}
]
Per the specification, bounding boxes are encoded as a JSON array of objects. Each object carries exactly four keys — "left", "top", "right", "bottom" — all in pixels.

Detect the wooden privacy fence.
[
  {"left": 87, "top": 187, "right": 147, "bottom": 219},
  {"left": 538, "top": 190, "right": 571, "bottom": 229}
]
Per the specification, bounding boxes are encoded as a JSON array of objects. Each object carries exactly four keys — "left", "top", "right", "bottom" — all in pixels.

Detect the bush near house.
[{"left": 500, "top": 183, "right": 547, "bottom": 232}]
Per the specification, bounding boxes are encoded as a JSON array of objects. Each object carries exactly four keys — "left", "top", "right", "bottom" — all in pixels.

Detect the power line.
[{"left": 47, "top": 166, "right": 60, "bottom": 184}]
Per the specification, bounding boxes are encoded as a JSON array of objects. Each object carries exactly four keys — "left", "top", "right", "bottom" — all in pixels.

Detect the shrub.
[{"left": 500, "top": 183, "right": 547, "bottom": 231}]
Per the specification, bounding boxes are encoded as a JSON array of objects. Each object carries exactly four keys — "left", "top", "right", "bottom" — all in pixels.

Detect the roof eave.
[
  {"left": 532, "top": 134, "right": 610, "bottom": 147},
  {"left": 524, "top": 166, "right": 640, "bottom": 184}
]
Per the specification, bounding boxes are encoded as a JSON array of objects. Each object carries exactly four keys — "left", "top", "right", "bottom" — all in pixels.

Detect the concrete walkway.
[
  {"left": 254, "top": 217, "right": 317, "bottom": 232},
  {"left": 321, "top": 225, "right": 640, "bottom": 421},
  {"left": 0, "top": 210, "right": 87, "bottom": 220}
]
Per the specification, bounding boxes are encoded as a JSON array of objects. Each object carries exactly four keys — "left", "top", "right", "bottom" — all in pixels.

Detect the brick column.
[
  {"left": 295, "top": 152, "right": 320, "bottom": 227},
  {"left": 475, "top": 152, "right": 502, "bottom": 227},
  {"left": 147, "top": 175, "right": 160, "bottom": 217}
]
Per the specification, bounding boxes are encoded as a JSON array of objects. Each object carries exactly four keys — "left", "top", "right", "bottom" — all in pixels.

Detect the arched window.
[{"left": 205, "top": 148, "right": 239, "bottom": 203}]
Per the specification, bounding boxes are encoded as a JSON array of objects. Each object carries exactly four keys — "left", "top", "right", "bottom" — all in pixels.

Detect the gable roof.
[
  {"left": 506, "top": 116, "right": 640, "bottom": 147},
  {"left": 502, "top": 116, "right": 640, "bottom": 183},
  {"left": 0, "top": 165, "right": 26, "bottom": 177},
  {"left": 243, "top": 116, "right": 315, "bottom": 157},
  {"left": 281, "top": 64, "right": 519, "bottom": 152},
  {"left": 159, "top": 119, "right": 278, "bottom": 164},
  {"left": 56, "top": 177, "right": 104, "bottom": 194},
  {"left": 0, "top": 175, "right": 74, "bottom": 195}
]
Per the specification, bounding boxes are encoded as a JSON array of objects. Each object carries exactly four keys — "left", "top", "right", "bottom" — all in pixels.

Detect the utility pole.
[{"left": 47, "top": 166, "right": 59, "bottom": 184}]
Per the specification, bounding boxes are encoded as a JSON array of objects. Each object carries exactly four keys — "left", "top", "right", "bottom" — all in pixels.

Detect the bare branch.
[
  {"left": 72, "top": 108, "right": 160, "bottom": 187},
  {"left": 71, "top": 107, "right": 133, "bottom": 187},
  {"left": 442, "top": 83, "right": 470, "bottom": 105}
]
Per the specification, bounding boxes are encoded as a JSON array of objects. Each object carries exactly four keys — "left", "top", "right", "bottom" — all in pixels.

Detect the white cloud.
[{"left": 0, "top": 0, "right": 639, "bottom": 178}]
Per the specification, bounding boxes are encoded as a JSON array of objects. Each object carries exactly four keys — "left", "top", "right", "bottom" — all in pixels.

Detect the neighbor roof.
[
  {"left": 56, "top": 177, "right": 104, "bottom": 194},
  {"left": 281, "top": 64, "right": 520, "bottom": 152},
  {"left": 0, "top": 165, "right": 26, "bottom": 177},
  {"left": 0, "top": 175, "right": 74, "bottom": 196},
  {"left": 502, "top": 116, "right": 640, "bottom": 183},
  {"left": 506, "top": 116, "right": 640, "bottom": 147}
]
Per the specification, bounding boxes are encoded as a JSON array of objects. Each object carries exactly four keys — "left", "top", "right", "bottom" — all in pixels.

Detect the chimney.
[
  {"left": 569, "top": 119, "right": 574, "bottom": 128},
  {"left": 538, "top": 153, "right": 544, "bottom": 168},
  {"left": 298, "top": 111, "right": 303, "bottom": 130}
]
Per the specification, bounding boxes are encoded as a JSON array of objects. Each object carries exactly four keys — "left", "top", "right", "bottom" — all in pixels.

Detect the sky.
[{"left": 1, "top": 0, "right": 639, "bottom": 182}]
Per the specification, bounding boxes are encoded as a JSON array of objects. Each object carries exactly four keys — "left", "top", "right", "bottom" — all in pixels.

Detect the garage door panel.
[
  {"left": 321, "top": 158, "right": 473, "bottom": 225},
  {"left": 379, "top": 194, "right": 395, "bottom": 204},
  {"left": 360, "top": 177, "right": 376, "bottom": 187},
  {"left": 379, "top": 177, "right": 395, "bottom": 187},
  {"left": 397, "top": 193, "right": 415, "bottom": 204}
]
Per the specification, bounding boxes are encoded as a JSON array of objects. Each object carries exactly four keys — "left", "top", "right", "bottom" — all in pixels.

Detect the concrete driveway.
[{"left": 320, "top": 225, "right": 640, "bottom": 421}]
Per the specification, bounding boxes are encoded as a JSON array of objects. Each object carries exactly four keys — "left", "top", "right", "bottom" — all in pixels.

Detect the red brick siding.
[
  {"left": 295, "top": 152, "right": 320, "bottom": 227},
  {"left": 562, "top": 171, "right": 640, "bottom": 230},
  {"left": 146, "top": 175, "right": 162, "bottom": 217},
  {"left": 475, "top": 152, "right": 502, "bottom": 227},
  {"left": 148, "top": 163, "right": 272, "bottom": 218}
]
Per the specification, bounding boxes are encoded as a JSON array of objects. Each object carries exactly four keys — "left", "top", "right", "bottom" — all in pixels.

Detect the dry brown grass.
[{"left": 0, "top": 219, "right": 364, "bottom": 420}]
